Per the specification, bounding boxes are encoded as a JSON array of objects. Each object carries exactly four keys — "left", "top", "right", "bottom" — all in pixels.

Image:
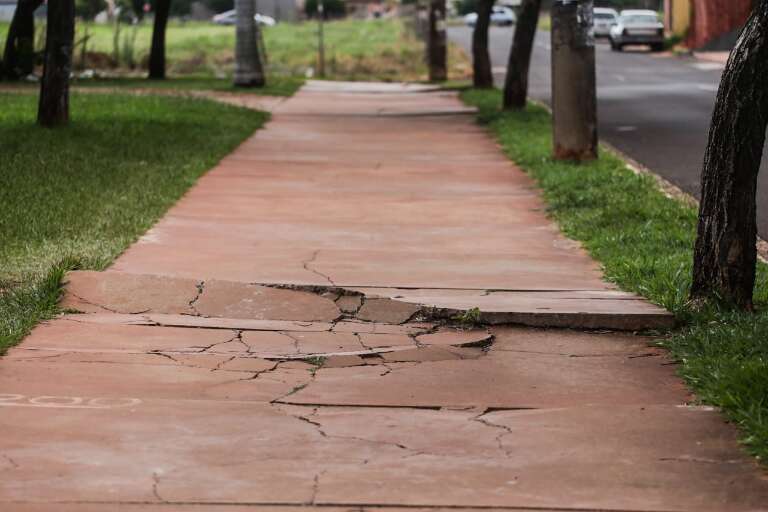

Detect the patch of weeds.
[{"left": 453, "top": 307, "right": 483, "bottom": 327}]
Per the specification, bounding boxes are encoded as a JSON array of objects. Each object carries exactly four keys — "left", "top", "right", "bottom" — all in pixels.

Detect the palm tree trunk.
[
  {"left": 148, "top": 0, "right": 171, "bottom": 79},
  {"left": 234, "top": 0, "right": 265, "bottom": 87},
  {"left": 38, "top": 0, "right": 75, "bottom": 127},
  {"left": 2, "top": 0, "right": 44, "bottom": 80},
  {"left": 503, "top": 0, "right": 541, "bottom": 109},
  {"left": 691, "top": 0, "right": 768, "bottom": 310},
  {"left": 471, "top": 0, "right": 494, "bottom": 88}
]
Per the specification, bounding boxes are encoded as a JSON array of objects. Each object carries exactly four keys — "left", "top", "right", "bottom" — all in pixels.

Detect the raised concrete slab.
[{"left": 61, "top": 270, "right": 672, "bottom": 330}]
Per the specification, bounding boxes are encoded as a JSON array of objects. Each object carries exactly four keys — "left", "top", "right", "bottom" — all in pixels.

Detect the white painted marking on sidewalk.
[
  {"left": 0, "top": 394, "right": 142, "bottom": 409},
  {"left": 616, "top": 126, "right": 638, "bottom": 132}
]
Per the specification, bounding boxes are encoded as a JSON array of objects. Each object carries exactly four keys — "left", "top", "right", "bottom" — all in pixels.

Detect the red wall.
[{"left": 687, "top": 0, "right": 752, "bottom": 49}]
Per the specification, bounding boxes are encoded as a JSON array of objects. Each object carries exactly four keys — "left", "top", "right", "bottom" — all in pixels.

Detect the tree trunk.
[
  {"left": 550, "top": 0, "right": 597, "bottom": 161},
  {"left": 471, "top": 0, "right": 494, "bottom": 88},
  {"left": 503, "top": 0, "right": 541, "bottom": 109},
  {"left": 691, "top": 0, "right": 768, "bottom": 310},
  {"left": 427, "top": 0, "right": 447, "bottom": 82},
  {"left": 148, "top": 0, "right": 171, "bottom": 79},
  {"left": 233, "top": 0, "right": 266, "bottom": 87},
  {"left": 38, "top": 0, "right": 75, "bottom": 127},
  {"left": 2, "top": 0, "right": 44, "bottom": 80}
]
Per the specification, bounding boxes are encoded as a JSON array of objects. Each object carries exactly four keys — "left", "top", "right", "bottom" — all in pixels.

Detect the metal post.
[
  {"left": 551, "top": 0, "right": 597, "bottom": 161},
  {"left": 317, "top": 0, "right": 325, "bottom": 78}
]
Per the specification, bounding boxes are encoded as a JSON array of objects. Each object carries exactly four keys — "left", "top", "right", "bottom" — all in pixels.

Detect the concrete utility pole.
[
  {"left": 551, "top": 0, "right": 597, "bottom": 160},
  {"left": 427, "top": 0, "right": 447, "bottom": 81}
]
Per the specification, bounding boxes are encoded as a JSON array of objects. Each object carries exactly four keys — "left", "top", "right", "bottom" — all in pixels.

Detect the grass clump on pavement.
[
  {"left": 0, "top": 92, "right": 267, "bottom": 355},
  {"left": 461, "top": 88, "right": 768, "bottom": 462}
]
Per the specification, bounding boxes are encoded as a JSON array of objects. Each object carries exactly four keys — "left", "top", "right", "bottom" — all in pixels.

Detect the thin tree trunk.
[
  {"left": 2, "top": 0, "right": 44, "bottom": 80},
  {"left": 148, "top": 0, "right": 171, "bottom": 79},
  {"left": 471, "top": 0, "right": 493, "bottom": 88},
  {"left": 38, "top": 0, "right": 75, "bottom": 127},
  {"left": 503, "top": 0, "right": 541, "bottom": 109},
  {"left": 550, "top": 0, "right": 597, "bottom": 161},
  {"left": 233, "top": 0, "right": 265, "bottom": 87},
  {"left": 427, "top": 0, "right": 447, "bottom": 82},
  {"left": 691, "top": 0, "right": 768, "bottom": 310}
]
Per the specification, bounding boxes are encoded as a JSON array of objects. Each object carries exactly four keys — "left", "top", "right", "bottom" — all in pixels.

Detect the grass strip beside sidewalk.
[
  {"left": 461, "top": 88, "right": 768, "bottom": 462},
  {"left": 0, "top": 92, "right": 268, "bottom": 355}
]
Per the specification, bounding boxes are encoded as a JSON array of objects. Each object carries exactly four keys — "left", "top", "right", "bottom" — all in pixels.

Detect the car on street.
[
  {"left": 212, "top": 10, "right": 277, "bottom": 26},
  {"left": 609, "top": 9, "right": 665, "bottom": 51},
  {"left": 464, "top": 6, "right": 517, "bottom": 27},
  {"left": 593, "top": 7, "right": 619, "bottom": 38}
]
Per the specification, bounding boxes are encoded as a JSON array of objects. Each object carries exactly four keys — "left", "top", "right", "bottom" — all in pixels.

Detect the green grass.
[
  {"left": 1, "top": 19, "right": 469, "bottom": 82},
  {"left": 0, "top": 92, "right": 268, "bottom": 354},
  {"left": 461, "top": 88, "right": 768, "bottom": 462}
]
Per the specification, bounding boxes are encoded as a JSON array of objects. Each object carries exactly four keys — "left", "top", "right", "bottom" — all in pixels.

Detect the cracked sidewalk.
[{"left": 1, "top": 81, "right": 767, "bottom": 511}]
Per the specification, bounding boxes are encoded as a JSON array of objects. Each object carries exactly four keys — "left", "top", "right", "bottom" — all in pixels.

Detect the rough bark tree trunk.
[
  {"left": 2, "top": 0, "right": 44, "bottom": 80},
  {"left": 38, "top": 0, "right": 75, "bottom": 127},
  {"left": 427, "top": 0, "right": 447, "bottom": 82},
  {"left": 148, "top": 0, "right": 171, "bottom": 79},
  {"left": 503, "top": 0, "right": 541, "bottom": 109},
  {"left": 691, "top": 0, "right": 768, "bottom": 310},
  {"left": 471, "top": 0, "right": 494, "bottom": 88},
  {"left": 233, "top": 0, "right": 266, "bottom": 87},
  {"left": 550, "top": 0, "right": 597, "bottom": 161}
]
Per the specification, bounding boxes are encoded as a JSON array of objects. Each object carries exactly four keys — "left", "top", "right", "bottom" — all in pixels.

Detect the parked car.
[
  {"left": 609, "top": 10, "right": 665, "bottom": 52},
  {"left": 464, "top": 6, "right": 517, "bottom": 27},
  {"left": 593, "top": 7, "right": 619, "bottom": 38},
  {"left": 212, "top": 10, "right": 277, "bottom": 26}
]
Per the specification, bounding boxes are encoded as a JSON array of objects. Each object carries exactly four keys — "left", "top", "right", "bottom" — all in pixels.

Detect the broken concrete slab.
[
  {"left": 61, "top": 312, "right": 335, "bottom": 333},
  {"left": 355, "top": 297, "right": 420, "bottom": 324},
  {"left": 191, "top": 279, "right": 342, "bottom": 322},
  {"left": 282, "top": 328, "right": 690, "bottom": 409},
  {"left": 60, "top": 271, "right": 199, "bottom": 315}
]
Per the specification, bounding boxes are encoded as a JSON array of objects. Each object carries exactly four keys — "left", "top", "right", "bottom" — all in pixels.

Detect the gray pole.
[
  {"left": 318, "top": 0, "right": 325, "bottom": 78},
  {"left": 551, "top": 0, "right": 597, "bottom": 161},
  {"left": 427, "top": 0, "right": 447, "bottom": 81}
]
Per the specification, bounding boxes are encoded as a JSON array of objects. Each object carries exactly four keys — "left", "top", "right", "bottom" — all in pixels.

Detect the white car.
[
  {"left": 593, "top": 7, "right": 618, "bottom": 38},
  {"left": 212, "top": 10, "right": 277, "bottom": 26},
  {"left": 609, "top": 9, "right": 665, "bottom": 52},
  {"left": 464, "top": 6, "right": 517, "bottom": 27}
]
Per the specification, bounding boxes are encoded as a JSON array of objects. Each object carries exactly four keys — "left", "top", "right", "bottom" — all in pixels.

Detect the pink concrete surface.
[{"left": 2, "top": 82, "right": 765, "bottom": 510}]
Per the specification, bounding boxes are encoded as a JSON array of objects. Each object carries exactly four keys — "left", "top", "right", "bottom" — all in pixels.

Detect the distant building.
[
  {"left": 257, "top": 0, "right": 301, "bottom": 22},
  {"left": 664, "top": 0, "right": 752, "bottom": 50}
]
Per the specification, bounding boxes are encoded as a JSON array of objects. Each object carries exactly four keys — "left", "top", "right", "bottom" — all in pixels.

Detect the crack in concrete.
[
  {"left": 65, "top": 291, "right": 136, "bottom": 315},
  {"left": 302, "top": 250, "right": 335, "bottom": 286},
  {"left": 151, "top": 472, "right": 165, "bottom": 503},
  {"left": 282, "top": 406, "right": 426, "bottom": 457},
  {"left": 188, "top": 280, "right": 205, "bottom": 316},
  {"left": 659, "top": 456, "right": 743, "bottom": 465},
  {"left": 1, "top": 454, "right": 19, "bottom": 470}
]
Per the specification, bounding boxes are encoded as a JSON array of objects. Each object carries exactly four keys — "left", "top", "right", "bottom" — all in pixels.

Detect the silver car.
[
  {"left": 593, "top": 7, "right": 619, "bottom": 38},
  {"left": 609, "top": 9, "right": 665, "bottom": 52}
]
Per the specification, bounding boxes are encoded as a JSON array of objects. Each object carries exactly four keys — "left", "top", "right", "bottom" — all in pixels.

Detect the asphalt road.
[{"left": 448, "top": 25, "right": 768, "bottom": 238}]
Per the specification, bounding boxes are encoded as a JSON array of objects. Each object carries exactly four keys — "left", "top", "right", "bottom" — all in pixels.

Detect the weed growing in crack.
[{"left": 453, "top": 307, "right": 483, "bottom": 328}]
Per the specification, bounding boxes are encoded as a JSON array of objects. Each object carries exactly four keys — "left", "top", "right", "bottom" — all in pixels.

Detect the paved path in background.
[
  {"left": 1, "top": 81, "right": 766, "bottom": 511},
  {"left": 448, "top": 25, "right": 768, "bottom": 238}
]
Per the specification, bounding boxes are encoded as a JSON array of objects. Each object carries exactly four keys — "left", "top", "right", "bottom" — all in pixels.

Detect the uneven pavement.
[{"left": 1, "top": 81, "right": 767, "bottom": 511}]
